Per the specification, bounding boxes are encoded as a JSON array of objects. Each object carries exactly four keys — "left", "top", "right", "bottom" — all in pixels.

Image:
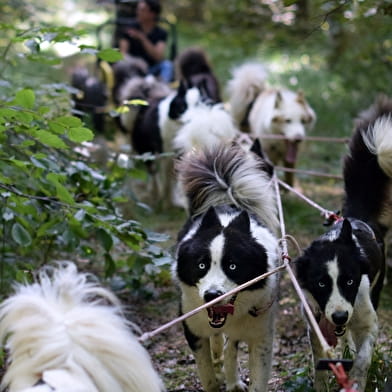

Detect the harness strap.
[{"left": 248, "top": 296, "right": 276, "bottom": 317}]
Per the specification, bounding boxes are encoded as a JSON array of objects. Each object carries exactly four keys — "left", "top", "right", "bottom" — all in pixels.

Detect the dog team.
[{"left": 1, "top": 46, "right": 391, "bottom": 392}]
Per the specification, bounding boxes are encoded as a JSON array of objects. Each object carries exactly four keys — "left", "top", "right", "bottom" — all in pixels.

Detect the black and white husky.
[
  {"left": 295, "top": 95, "right": 392, "bottom": 391},
  {"left": 0, "top": 262, "right": 164, "bottom": 392},
  {"left": 173, "top": 142, "right": 280, "bottom": 392}
]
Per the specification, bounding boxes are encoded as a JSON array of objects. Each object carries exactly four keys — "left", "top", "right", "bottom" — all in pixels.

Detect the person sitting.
[{"left": 118, "top": 0, "right": 174, "bottom": 83}]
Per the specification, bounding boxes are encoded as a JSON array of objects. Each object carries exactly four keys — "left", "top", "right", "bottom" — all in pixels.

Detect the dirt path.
[{"left": 123, "top": 272, "right": 392, "bottom": 392}]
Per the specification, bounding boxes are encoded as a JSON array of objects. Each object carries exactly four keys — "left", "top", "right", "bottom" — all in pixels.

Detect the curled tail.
[
  {"left": 343, "top": 95, "right": 392, "bottom": 228},
  {"left": 176, "top": 144, "right": 278, "bottom": 233},
  {"left": 0, "top": 262, "right": 163, "bottom": 392},
  {"left": 227, "top": 62, "right": 267, "bottom": 127},
  {"left": 362, "top": 115, "right": 392, "bottom": 178}
]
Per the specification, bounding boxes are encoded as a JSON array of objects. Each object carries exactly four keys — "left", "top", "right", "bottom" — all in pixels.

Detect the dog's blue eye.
[
  {"left": 347, "top": 279, "right": 353, "bottom": 286},
  {"left": 198, "top": 263, "right": 206, "bottom": 270},
  {"left": 318, "top": 282, "right": 325, "bottom": 288},
  {"left": 229, "top": 264, "right": 236, "bottom": 270}
]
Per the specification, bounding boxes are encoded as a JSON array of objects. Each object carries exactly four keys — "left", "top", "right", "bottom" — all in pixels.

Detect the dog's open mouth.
[
  {"left": 334, "top": 325, "right": 346, "bottom": 337},
  {"left": 207, "top": 304, "right": 234, "bottom": 328},
  {"left": 319, "top": 315, "right": 346, "bottom": 347}
]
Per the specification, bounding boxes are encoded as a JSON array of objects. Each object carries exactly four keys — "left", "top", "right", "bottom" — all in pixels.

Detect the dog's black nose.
[
  {"left": 204, "top": 290, "right": 223, "bottom": 303},
  {"left": 332, "top": 311, "right": 348, "bottom": 325}
]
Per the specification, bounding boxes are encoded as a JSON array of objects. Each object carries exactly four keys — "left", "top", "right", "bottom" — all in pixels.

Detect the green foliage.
[{"left": 0, "top": 24, "right": 171, "bottom": 298}]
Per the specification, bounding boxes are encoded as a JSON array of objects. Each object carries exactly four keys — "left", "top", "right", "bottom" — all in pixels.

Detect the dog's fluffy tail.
[
  {"left": 227, "top": 62, "right": 268, "bottom": 127},
  {"left": 0, "top": 262, "right": 163, "bottom": 392},
  {"left": 172, "top": 104, "right": 239, "bottom": 154},
  {"left": 343, "top": 95, "right": 392, "bottom": 229},
  {"left": 176, "top": 144, "right": 278, "bottom": 233}
]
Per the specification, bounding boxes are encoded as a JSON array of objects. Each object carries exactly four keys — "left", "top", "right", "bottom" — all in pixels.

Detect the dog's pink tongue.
[
  {"left": 285, "top": 140, "right": 299, "bottom": 165},
  {"left": 211, "top": 304, "right": 234, "bottom": 315},
  {"left": 319, "top": 316, "right": 337, "bottom": 347}
]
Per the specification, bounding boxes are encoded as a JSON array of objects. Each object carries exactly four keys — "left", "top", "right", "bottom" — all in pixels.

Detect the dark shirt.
[{"left": 122, "top": 21, "right": 167, "bottom": 66}]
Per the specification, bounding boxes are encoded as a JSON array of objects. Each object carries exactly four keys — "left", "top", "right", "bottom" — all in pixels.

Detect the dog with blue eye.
[
  {"left": 173, "top": 140, "right": 280, "bottom": 392},
  {"left": 295, "top": 95, "right": 392, "bottom": 391}
]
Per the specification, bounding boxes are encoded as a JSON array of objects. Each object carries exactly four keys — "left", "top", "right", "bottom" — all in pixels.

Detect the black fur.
[
  {"left": 176, "top": 47, "right": 221, "bottom": 103},
  {"left": 71, "top": 68, "right": 107, "bottom": 134},
  {"left": 295, "top": 96, "right": 392, "bottom": 391}
]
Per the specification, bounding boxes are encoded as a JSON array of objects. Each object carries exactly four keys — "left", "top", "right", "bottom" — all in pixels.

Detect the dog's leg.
[
  {"left": 309, "top": 328, "right": 331, "bottom": 392},
  {"left": 247, "top": 337, "right": 273, "bottom": 392},
  {"left": 224, "top": 338, "right": 246, "bottom": 392},
  {"left": 160, "top": 156, "right": 174, "bottom": 209},
  {"left": 210, "top": 334, "right": 224, "bottom": 383},
  {"left": 349, "top": 307, "right": 378, "bottom": 391},
  {"left": 193, "top": 337, "right": 220, "bottom": 392},
  {"left": 246, "top": 310, "right": 276, "bottom": 392}
]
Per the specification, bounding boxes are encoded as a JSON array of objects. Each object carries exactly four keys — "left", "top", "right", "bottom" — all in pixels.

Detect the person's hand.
[{"left": 127, "top": 28, "right": 145, "bottom": 42}]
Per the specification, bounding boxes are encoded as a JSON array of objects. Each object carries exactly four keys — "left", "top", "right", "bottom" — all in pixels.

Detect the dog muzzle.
[
  {"left": 206, "top": 294, "right": 236, "bottom": 328},
  {"left": 318, "top": 315, "right": 346, "bottom": 347}
]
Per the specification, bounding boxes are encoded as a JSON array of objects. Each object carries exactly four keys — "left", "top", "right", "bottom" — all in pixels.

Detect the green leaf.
[
  {"left": 97, "top": 228, "right": 113, "bottom": 252},
  {"left": 104, "top": 253, "right": 116, "bottom": 277},
  {"left": 55, "top": 183, "right": 74, "bottom": 204},
  {"left": 98, "top": 48, "right": 123, "bottom": 62},
  {"left": 13, "top": 89, "right": 35, "bottom": 109},
  {"left": 54, "top": 116, "right": 82, "bottom": 128},
  {"left": 11, "top": 222, "right": 32, "bottom": 246},
  {"left": 34, "top": 130, "right": 68, "bottom": 148},
  {"left": 68, "top": 127, "right": 94, "bottom": 143},
  {"left": 46, "top": 173, "right": 74, "bottom": 204}
]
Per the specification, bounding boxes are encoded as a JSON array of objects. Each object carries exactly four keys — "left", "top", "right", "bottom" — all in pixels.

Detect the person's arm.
[
  {"left": 127, "top": 28, "right": 166, "bottom": 62},
  {"left": 118, "top": 38, "right": 130, "bottom": 55}
]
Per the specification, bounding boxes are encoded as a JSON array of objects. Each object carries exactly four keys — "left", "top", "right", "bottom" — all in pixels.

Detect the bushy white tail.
[
  {"left": 173, "top": 103, "right": 239, "bottom": 154},
  {"left": 227, "top": 63, "right": 267, "bottom": 127},
  {"left": 362, "top": 115, "right": 392, "bottom": 178},
  {"left": 0, "top": 262, "right": 163, "bottom": 392},
  {"left": 177, "top": 144, "right": 278, "bottom": 233}
]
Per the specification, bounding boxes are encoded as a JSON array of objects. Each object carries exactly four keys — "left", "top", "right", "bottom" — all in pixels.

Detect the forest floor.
[{"left": 122, "top": 271, "right": 392, "bottom": 392}]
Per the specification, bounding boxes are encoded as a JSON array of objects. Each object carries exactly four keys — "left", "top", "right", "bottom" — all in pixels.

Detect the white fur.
[
  {"left": 175, "top": 176, "right": 280, "bottom": 391},
  {"left": 0, "top": 262, "right": 163, "bottom": 392},
  {"left": 227, "top": 62, "right": 316, "bottom": 170},
  {"left": 172, "top": 103, "right": 240, "bottom": 208},
  {"left": 362, "top": 115, "right": 392, "bottom": 177},
  {"left": 308, "top": 272, "right": 378, "bottom": 392},
  {"left": 324, "top": 259, "right": 354, "bottom": 323},
  {"left": 182, "top": 150, "right": 279, "bottom": 234},
  {"left": 227, "top": 63, "right": 268, "bottom": 125},
  {"left": 362, "top": 115, "right": 392, "bottom": 228},
  {"left": 173, "top": 104, "right": 239, "bottom": 155},
  {"left": 139, "top": 87, "right": 203, "bottom": 207}
]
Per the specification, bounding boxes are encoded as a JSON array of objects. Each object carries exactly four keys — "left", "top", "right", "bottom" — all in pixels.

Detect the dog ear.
[
  {"left": 250, "top": 138, "right": 264, "bottom": 158},
  {"left": 296, "top": 90, "right": 306, "bottom": 105},
  {"left": 338, "top": 219, "right": 353, "bottom": 242},
  {"left": 274, "top": 90, "right": 283, "bottom": 109},
  {"left": 250, "top": 138, "right": 274, "bottom": 177},
  {"left": 178, "top": 79, "right": 188, "bottom": 95},
  {"left": 198, "top": 206, "right": 221, "bottom": 232},
  {"left": 294, "top": 253, "right": 309, "bottom": 285},
  {"left": 225, "top": 211, "right": 250, "bottom": 234}
]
